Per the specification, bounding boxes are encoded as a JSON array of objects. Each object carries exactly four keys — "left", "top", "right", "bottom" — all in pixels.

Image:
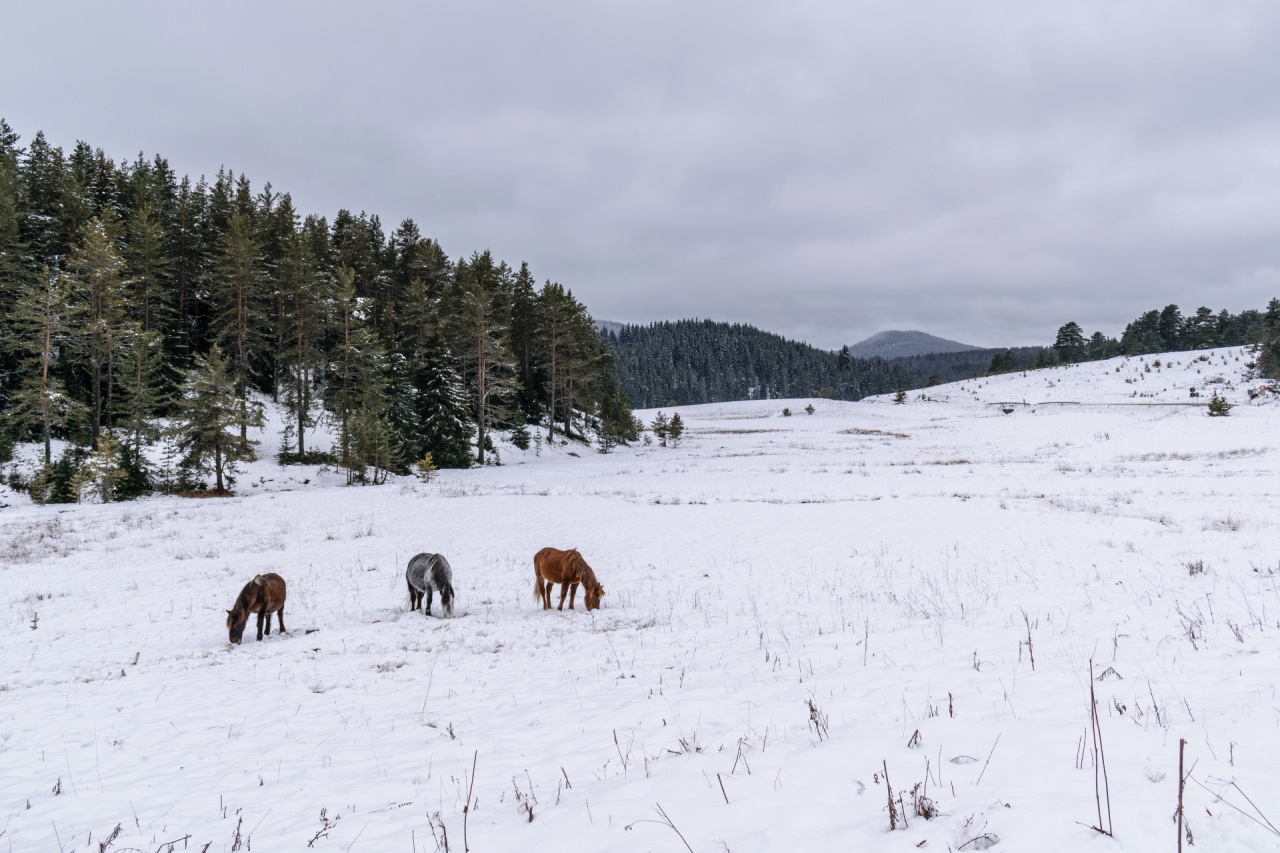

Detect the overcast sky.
[{"left": 4, "top": 1, "right": 1280, "bottom": 349}]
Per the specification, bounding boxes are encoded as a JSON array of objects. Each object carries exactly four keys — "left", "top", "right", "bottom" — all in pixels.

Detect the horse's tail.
[{"left": 533, "top": 576, "right": 545, "bottom": 603}]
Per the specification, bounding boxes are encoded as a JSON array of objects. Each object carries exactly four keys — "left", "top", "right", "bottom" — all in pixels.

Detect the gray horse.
[{"left": 406, "top": 553, "right": 455, "bottom": 617}]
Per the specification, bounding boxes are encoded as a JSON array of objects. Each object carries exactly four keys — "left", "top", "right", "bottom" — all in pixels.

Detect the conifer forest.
[{"left": 0, "top": 121, "right": 638, "bottom": 500}]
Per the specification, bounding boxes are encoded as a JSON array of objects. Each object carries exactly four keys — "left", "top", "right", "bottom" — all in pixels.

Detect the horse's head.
[
  {"left": 584, "top": 582, "right": 605, "bottom": 611},
  {"left": 226, "top": 608, "right": 247, "bottom": 644}
]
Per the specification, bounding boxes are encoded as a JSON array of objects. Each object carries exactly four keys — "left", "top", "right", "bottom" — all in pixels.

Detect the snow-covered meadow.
[{"left": 2, "top": 347, "right": 1278, "bottom": 852}]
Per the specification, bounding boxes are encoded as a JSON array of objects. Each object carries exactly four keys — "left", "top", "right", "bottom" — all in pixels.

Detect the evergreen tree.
[
  {"left": 667, "top": 412, "right": 684, "bottom": 446},
  {"left": 1258, "top": 298, "right": 1280, "bottom": 379},
  {"left": 68, "top": 215, "right": 133, "bottom": 442},
  {"left": 413, "top": 326, "right": 474, "bottom": 468},
  {"left": 1158, "top": 304, "right": 1183, "bottom": 351},
  {"left": 117, "top": 328, "right": 165, "bottom": 459},
  {"left": 8, "top": 268, "right": 87, "bottom": 463},
  {"left": 78, "top": 430, "right": 127, "bottom": 503},
  {"left": 1183, "top": 306, "right": 1219, "bottom": 350},
  {"left": 0, "top": 119, "right": 28, "bottom": 408},
  {"left": 1053, "top": 321, "right": 1086, "bottom": 363},
  {"left": 211, "top": 211, "right": 266, "bottom": 441},
  {"left": 987, "top": 349, "right": 1017, "bottom": 375},
  {"left": 1086, "top": 332, "right": 1119, "bottom": 361},
  {"left": 452, "top": 252, "right": 516, "bottom": 464},
  {"left": 124, "top": 200, "right": 171, "bottom": 335},
  {"left": 276, "top": 228, "right": 328, "bottom": 458},
  {"left": 596, "top": 360, "right": 639, "bottom": 452},
  {"left": 170, "top": 345, "right": 260, "bottom": 493},
  {"left": 651, "top": 411, "right": 669, "bottom": 446}
]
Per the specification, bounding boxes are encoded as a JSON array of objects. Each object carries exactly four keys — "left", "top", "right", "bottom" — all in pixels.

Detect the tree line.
[
  {"left": 0, "top": 120, "right": 636, "bottom": 501},
  {"left": 1001, "top": 300, "right": 1280, "bottom": 375},
  {"left": 608, "top": 319, "right": 914, "bottom": 407}
]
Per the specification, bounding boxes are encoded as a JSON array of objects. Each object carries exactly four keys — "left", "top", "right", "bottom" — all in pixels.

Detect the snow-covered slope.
[{"left": 1, "top": 347, "right": 1277, "bottom": 851}]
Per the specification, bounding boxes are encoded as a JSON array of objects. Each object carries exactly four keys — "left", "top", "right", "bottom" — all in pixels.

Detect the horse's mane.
[
  {"left": 231, "top": 575, "right": 265, "bottom": 617},
  {"left": 567, "top": 551, "right": 600, "bottom": 590}
]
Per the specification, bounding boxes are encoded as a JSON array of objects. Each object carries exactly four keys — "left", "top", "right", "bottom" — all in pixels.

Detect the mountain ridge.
[{"left": 847, "top": 329, "right": 979, "bottom": 360}]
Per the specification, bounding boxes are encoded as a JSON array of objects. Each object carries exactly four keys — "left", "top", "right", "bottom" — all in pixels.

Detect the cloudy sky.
[{"left": 5, "top": 1, "right": 1280, "bottom": 348}]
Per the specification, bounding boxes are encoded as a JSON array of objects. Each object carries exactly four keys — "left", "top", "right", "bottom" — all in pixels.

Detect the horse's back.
[
  {"left": 260, "top": 573, "right": 286, "bottom": 608},
  {"left": 242, "top": 573, "right": 286, "bottom": 610},
  {"left": 407, "top": 553, "right": 450, "bottom": 591},
  {"left": 534, "top": 547, "right": 578, "bottom": 582}
]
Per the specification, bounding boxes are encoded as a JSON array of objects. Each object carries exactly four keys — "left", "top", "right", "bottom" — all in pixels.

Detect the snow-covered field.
[{"left": 3, "top": 347, "right": 1279, "bottom": 852}]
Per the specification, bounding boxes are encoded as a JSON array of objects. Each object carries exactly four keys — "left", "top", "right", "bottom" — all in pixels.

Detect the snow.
[{"left": 2, "top": 347, "right": 1278, "bottom": 851}]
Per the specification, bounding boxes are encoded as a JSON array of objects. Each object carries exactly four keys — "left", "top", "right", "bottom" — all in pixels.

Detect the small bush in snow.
[
  {"left": 1207, "top": 393, "right": 1233, "bottom": 416},
  {"left": 414, "top": 453, "right": 439, "bottom": 482}
]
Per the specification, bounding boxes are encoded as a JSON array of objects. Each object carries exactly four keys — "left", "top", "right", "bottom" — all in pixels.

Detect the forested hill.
[
  {"left": 0, "top": 119, "right": 637, "bottom": 500},
  {"left": 609, "top": 320, "right": 913, "bottom": 407}
]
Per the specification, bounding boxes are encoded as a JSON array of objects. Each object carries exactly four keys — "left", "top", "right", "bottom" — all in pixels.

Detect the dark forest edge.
[
  {"left": 608, "top": 303, "right": 1280, "bottom": 408},
  {"left": 0, "top": 119, "right": 640, "bottom": 503}
]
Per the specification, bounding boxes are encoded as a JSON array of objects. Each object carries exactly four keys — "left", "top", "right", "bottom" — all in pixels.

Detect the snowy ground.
[{"left": 2, "top": 347, "right": 1279, "bottom": 852}]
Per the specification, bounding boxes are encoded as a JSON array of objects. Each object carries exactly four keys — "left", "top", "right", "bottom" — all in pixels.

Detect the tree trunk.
[
  {"left": 41, "top": 318, "right": 52, "bottom": 466},
  {"left": 476, "top": 321, "right": 487, "bottom": 465},
  {"left": 215, "top": 441, "right": 224, "bottom": 493}
]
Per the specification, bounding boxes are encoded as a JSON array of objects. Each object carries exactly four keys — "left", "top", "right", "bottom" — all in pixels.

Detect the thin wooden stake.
[{"left": 1177, "top": 738, "right": 1186, "bottom": 853}]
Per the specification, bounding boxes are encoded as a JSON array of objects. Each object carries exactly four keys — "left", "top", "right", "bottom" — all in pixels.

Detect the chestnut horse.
[
  {"left": 227, "top": 573, "right": 287, "bottom": 644},
  {"left": 533, "top": 548, "right": 605, "bottom": 611}
]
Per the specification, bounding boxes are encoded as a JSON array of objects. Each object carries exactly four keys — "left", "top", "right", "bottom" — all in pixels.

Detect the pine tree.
[
  {"left": 211, "top": 211, "right": 266, "bottom": 441},
  {"left": 276, "top": 228, "right": 328, "bottom": 458},
  {"left": 327, "top": 266, "right": 400, "bottom": 479},
  {"left": 893, "top": 388, "right": 907, "bottom": 404},
  {"left": 453, "top": 252, "right": 516, "bottom": 464},
  {"left": 170, "top": 345, "right": 260, "bottom": 493},
  {"left": 414, "top": 328, "right": 474, "bottom": 469},
  {"left": 651, "top": 411, "right": 669, "bottom": 446},
  {"left": 0, "top": 119, "right": 28, "bottom": 409},
  {"left": 124, "top": 201, "right": 171, "bottom": 334},
  {"left": 117, "top": 328, "right": 165, "bottom": 459},
  {"left": 667, "top": 412, "right": 684, "bottom": 446},
  {"left": 1207, "top": 393, "right": 1233, "bottom": 417},
  {"left": 343, "top": 407, "right": 401, "bottom": 485},
  {"left": 8, "top": 268, "right": 88, "bottom": 463},
  {"left": 596, "top": 367, "right": 638, "bottom": 452},
  {"left": 68, "top": 215, "right": 133, "bottom": 442},
  {"left": 78, "top": 430, "right": 127, "bottom": 503},
  {"left": 1053, "top": 322, "right": 1087, "bottom": 363},
  {"left": 1183, "top": 306, "right": 1219, "bottom": 350}
]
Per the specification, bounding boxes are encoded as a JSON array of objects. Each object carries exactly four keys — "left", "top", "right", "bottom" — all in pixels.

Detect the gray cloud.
[{"left": 5, "top": 1, "right": 1280, "bottom": 348}]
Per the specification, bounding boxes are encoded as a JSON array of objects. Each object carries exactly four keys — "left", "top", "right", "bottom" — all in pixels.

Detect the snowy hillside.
[{"left": 2, "top": 347, "right": 1278, "bottom": 851}]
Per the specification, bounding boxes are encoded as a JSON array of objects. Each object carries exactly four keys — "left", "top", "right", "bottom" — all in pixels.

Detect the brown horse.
[
  {"left": 533, "top": 548, "right": 605, "bottom": 611},
  {"left": 227, "top": 573, "right": 287, "bottom": 644}
]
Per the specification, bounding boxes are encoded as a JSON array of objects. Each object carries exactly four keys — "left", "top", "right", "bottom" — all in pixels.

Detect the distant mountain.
[
  {"left": 847, "top": 330, "right": 978, "bottom": 360},
  {"left": 595, "top": 320, "right": 626, "bottom": 337}
]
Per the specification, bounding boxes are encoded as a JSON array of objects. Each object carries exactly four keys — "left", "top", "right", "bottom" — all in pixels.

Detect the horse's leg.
[
  {"left": 541, "top": 578, "right": 551, "bottom": 609},
  {"left": 408, "top": 578, "right": 418, "bottom": 611},
  {"left": 257, "top": 610, "right": 266, "bottom": 641},
  {"left": 557, "top": 582, "right": 569, "bottom": 610},
  {"left": 263, "top": 607, "right": 271, "bottom": 635},
  {"left": 425, "top": 586, "right": 434, "bottom": 617},
  {"left": 569, "top": 582, "right": 579, "bottom": 610},
  {"left": 277, "top": 605, "right": 286, "bottom": 634}
]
